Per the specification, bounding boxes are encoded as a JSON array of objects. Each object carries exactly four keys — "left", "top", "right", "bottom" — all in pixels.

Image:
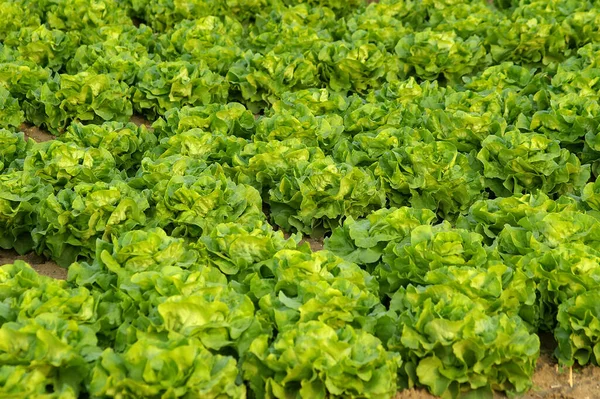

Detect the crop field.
[{"left": 3, "top": 0, "right": 600, "bottom": 398}]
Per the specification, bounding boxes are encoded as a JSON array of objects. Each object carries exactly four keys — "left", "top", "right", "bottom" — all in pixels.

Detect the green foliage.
[
  {"left": 89, "top": 337, "right": 245, "bottom": 398},
  {"left": 24, "top": 140, "right": 119, "bottom": 188},
  {"left": 149, "top": 167, "right": 265, "bottom": 238},
  {"left": 378, "top": 222, "right": 490, "bottom": 295},
  {"left": 384, "top": 285, "right": 539, "bottom": 398},
  {"left": 0, "top": 172, "right": 51, "bottom": 253},
  {"left": 26, "top": 72, "right": 132, "bottom": 133},
  {"left": 325, "top": 207, "right": 436, "bottom": 269},
  {"left": 152, "top": 103, "right": 255, "bottom": 139},
  {"left": 3, "top": 0, "right": 600, "bottom": 398},
  {"left": 555, "top": 289, "right": 600, "bottom": 367},
  {"left": 244, "top": 321, "right": 401, "bottom": 399},
  {"left": 60, "top": 121, "right": 157, "bottom": 174},
  {"left": 256, "top": 249, "right": 384, "bottom": 333},
  {"left": 477, "top": 130, "right": 590, "bottom": 196},
  {"left": 133, "top": 61, "right": 229, "bottom": 118},
  {"left": 32, "top": 180, "right": 149, "bottom": 266},
  {"left": 0, "top": 87, "right": 24, "bottom": 129},
  {"left": 0, "top": 130, "right": 30, "bottom": 172},
  {"left": 4, "top": 26, "right": 80, "bottom": 71}
]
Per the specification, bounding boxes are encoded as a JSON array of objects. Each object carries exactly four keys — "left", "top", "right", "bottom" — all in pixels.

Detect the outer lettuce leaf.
[
  {"left": 128, "top": 0, "right": 219, "bottom": 31},
  {"left": 0, "top": 317, "right": 96, "bottom": 399},
  {"left": 42, "top": 0, "right": 132, "bottom": 31},
  {"left": 518, "top": 243, "right": 600, "bottom": 330},
  {"left": 256, "top": 106, "right": 346, "bottom": 151},
  {"left": 232, "top": 139, "right": 326, "bottom": 192},
  {"left": 4, "top": 26, "right": 81, "bottom": 71},
  {"left": 0, "top": 130, "right": 30, "bottom": 173},
  {"left": 24, "top": 141, "right": 119, "bottom": 188},
  {"left": 376, "top": 141, "right": 484, "bottom": 218},
  {"left": 152, "top": 102, "right": 255, "bottom": 139},
  {"left": 0, "top": 260, "right": 101, "bottom": 399},
  {"left": 456, "top": 192, "right": 582, "bottom": 242},
  {"left": 555, "top": 289, "right": 600, "bottom": 367},
  {"left": 395, "top": 29, "right": 489, "bottom": 83},
  {"left": 385, "top": 285, "right": 539, "bottom": 398},
  {"left": 551, "top": 43, "right": 600, "bottom": 97},
  {"left": 66, "top": 25, "right": 156, "bottom": 84},
  {"left": 158, "top": 283, "right": 266, "bottom": 354},
  {"left": 477, "top": 130, "right": 590, "bottom": 196},
  {"left": 0, "top": 2, "right": 41, "bottom": 40},
  {"left": 68, "top": 228, "right": 226, "bottom": 348},
  {"left": 256, "top": 249, "right": 385, "bottom": 334},
  {"left": 60, "top": 121, "right": 157, "bottom": 174},
  {"left": 463, "top": 62, "right": 538, "bottom": 92},
  {"left": 582, "top": 179, "right": 600, "bottom": 211},
  {"left": 227, "top": 50, "right": 320, "bottom": 111},
  {"left": 0, "top": 60, "right": 51, "bottom": 100},
  {"left": 0, "top": 172, "right": 51, "bottom": 254},
  {"left": 275, "top": 89, "right": 349, "bottom": 116},
  {"left": 378, "top": 222, "right": 490, "bottom": 295},
  {"left": 0, "top": 260, "right": 95, "bottom": 325},
  {"left": 69, "top": 229, "right": 265, "bottom": 356},
  {"left": 530, "top": 92, "right": 600, "bottom": 146},
  {"left": 32, "top": 180, "right": 149, "bottom": 266},
  {"left": 0, "top": 87, "right": 24, "bottom": 129},
  {"left": 157, "top": 16, "right": 244, "bottom": 74},
  {"left": 324, "top": 207, "right": 436, "bottom": 269},
  {"left": 133, "top": 60, "right": 229, "bottom": 118},
  {"left": 269, "top": 158, "right": 386, "bottom": 234},
  {"left": 496, "top": 210, "right": 600, "bottom": 258},
  {"left": 425, "top": 90, "right": 508, "bottom": 153},
  {"left": 89, "top": 337, "right": 245, "bottom": 398},
  {"left": 243, "top": 321, "right": 401, "bottom": 399},
  {"left": 68, "top": 227, "right": 199, "bottom": 292},
  {"left": 150, "top": 167, "right": 265, "bottom": 238},
  {"left": 278, "top": 0, "right": 365, "bottom": 16},
  {"left": 194, "top": 221, "right": 300, "bottom": 277},
  {"left": 421, "top": 264, "right": 538, "bottom": 329},
  {"left": 317, "top": 40, "right": 391, "bottom": 93},
  {"left": 345, "top": 2, "right": 412, "bottom": 51},
  {"left": 130, "top": 0, "right": 269, "bottom": 31},
  {"left": 149, "top": 128, "right": 247, "bottom": 167},
  {"left": 26, "top": 72, "right": 133, "bottom": 133},
  {"left": 129, "top": 155, "right": 209, "bottom": 190}
]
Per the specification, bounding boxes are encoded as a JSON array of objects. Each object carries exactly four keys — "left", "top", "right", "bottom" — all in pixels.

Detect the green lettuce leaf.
[
  {"left": 244, "top": 321, "right": 401, "bottom": 399},
  {"left": 60, "top": 121, "right": 157, "bottom": 175},
  {"left": 386, "top": 284, "right": 539, "bottom": 398},
  {"left": 477, "top": 130, "right": 590, "bottom": 196},
  {"left": 0, "top": 172, "right": 51, "bottom": 254},
  {"left": 89, "top": 337, "right": 245, "bottom": 398},
  {"left": 555, "top": 289, "right": 600, "bottom": 367},
  {"left": 32, "top": 179, "right": 149, "bottom": 266},
  {"left": 133, "top": 60, "right": 229, "bottom": 118}
]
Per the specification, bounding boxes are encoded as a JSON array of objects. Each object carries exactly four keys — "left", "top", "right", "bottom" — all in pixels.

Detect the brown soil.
[
  {"left": 130, "top": 114, "right": 153, "bottom": 128},
  {"left": 525, "top": 353, "right": 600, "bottom": 399},
  {"left": 299, "top": 236, "right": 324, "bottom": 251},
  {"left": 281, "top": 229, "right": 325, "bottom": 252},
  {"left": 19, "top": 123, "right": 55, "bottom": 142},
  {"left": 0, "top": 249, "right": 67, "bottom": 280}
]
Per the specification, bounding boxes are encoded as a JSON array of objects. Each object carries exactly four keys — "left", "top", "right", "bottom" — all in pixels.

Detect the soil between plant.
[
  {"left": 0, "top": 249, "right": 67, "bottom": 279},
  {"left": 19, "top": 123, "right": 55, "bottom": 142}
]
